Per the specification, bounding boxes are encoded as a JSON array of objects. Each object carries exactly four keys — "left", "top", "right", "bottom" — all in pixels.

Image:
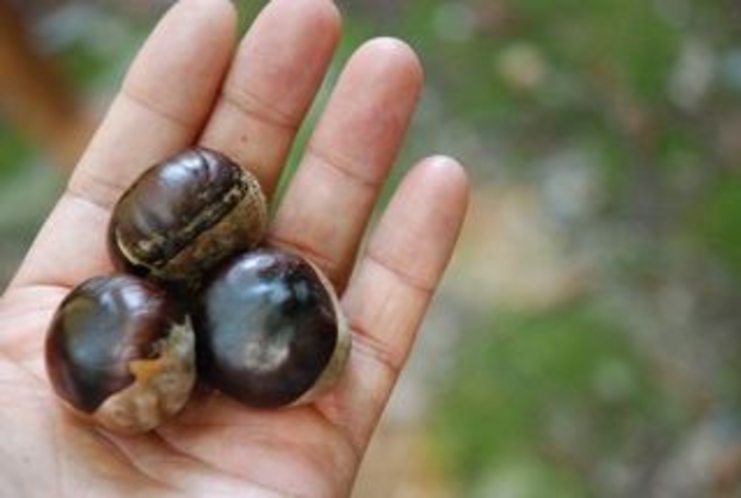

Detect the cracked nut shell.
[
  {"left": 45, "top": 274, "right": 196, "bottom": 434},
  {"left": 108, "top": 147, "right": 268, "bottom": 289}
]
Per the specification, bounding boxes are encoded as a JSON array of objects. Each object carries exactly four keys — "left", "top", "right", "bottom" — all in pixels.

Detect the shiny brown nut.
[
  {"left": 45, "top": 275, "right": 196, "bottom": 434},
  {"left": 193, "top": 248, "right": 351, "bottom": 408},
  {"left": 108, "top": 147, "right": 268, "bottom": 290}
]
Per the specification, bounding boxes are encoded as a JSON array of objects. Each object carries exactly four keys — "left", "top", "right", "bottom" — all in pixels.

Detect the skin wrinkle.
[
  {"left": 364, "top": 250, "right": 437, "bottom": 295},
  {"left": 0, "top": 329, "right": 46, "bottom": 382},
  {"left": 172, "top": 402, "right": 356, "bottom": 494},
  {"left": 265, "top": 233, "right": 344, "bottom": 286},
  {"left": 218, "top": 86, "right": 301, "bottom": 133},
  {"left": 242, "top": 433, "right": 345, "bottom": 497},
  {"left": 303, "top": 144, "right": 386, "bottom": 190},
  {"left": 244, "top": 43, "right": 325, "bottom": 112},
  {"left": 0, "top": 285, "right": 67, "bottom": 321},
  {"left": 311, "top": 103, "right": 412, "bottom": 177},
  {"left": 347, "top": 324, "right": 403, "bottom": 378},
  {"left": 112, "top": 433, "right": 273, "bottom": 497},
  {"left": 120, "top": 87, "right": 203, "bottom": 131},
  {"left": 66, "top": 165, "right": 128, "bottom": 214},
  {"left": 122, "top": 430, "right": 272, "bottom": 496},
  {"left": 286, "top": 439, "right": 346, "bottom": 497},
  {"left": 307, "top": 403, "right": 360, "bottom": 468},
  {"left": 91, "top": 428, "right": 179, "bottom": 495},
  {"left": 320, "top": 347, "right": 396, "bottom": 452},
  {"left": 314, "top": 333, "right": 403, "bottom": 452},
  {"left": 151, "top": 429, "right": 252, "bottom": 484},
  {"left": 52, "top": 387, "right": 171, "bottom": 496},
  {"left": 160, "top": 424, "right": 343, "bottom": 497},
  {"left": 10, "top": 195, "right": 111, "bottom": 290}
]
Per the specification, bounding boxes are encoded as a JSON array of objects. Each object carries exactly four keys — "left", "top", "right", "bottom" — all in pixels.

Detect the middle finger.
[
  {"left": 268, "top": 38, "right": 423, "bottom": 290},
  {"left": 200, "top": 0, "right": 341, "bottom": 198}
]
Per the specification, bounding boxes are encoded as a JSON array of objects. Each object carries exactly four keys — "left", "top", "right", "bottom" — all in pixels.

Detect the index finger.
[{"left": 11, "top": 0, "right": 237, "bottom": 290}]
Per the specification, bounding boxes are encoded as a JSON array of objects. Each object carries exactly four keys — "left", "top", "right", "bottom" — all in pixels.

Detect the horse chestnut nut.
[
  {"left": 45, "top": 275, "right": 196, "bottom": 433},
  {"left": 108, "top": 147, "right": 268, "bottom": 289},
  {"left": 194, "top": 248, "right": 351, "bottom": 408}
]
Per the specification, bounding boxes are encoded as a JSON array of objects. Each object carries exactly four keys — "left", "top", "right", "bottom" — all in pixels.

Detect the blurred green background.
[{"left": 1, "top": 0, "right": 740, "bottom": 496}]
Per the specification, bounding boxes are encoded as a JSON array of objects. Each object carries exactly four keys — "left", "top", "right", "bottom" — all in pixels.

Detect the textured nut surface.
[
  {"left": 93, "top": 320, "right": 195, "bottom": 434},
  {"left": 109, "top": 147, "right": 268, "bottom": 289},
  {"left": 194, "top": 248, "right": 351, "bottom": 408},
  {"left": 45, "top": 275, "right": 196, "bottom": 433}
]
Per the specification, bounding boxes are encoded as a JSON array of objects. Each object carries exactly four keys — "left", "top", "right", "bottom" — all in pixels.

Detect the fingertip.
[
  {"left": 317, "top": 0, "right": 343, "bottom": 35},
  {"left": 174, "top": 0, "right": 238, "bottom": 36},
  {"left": 363, "top": 155, "right": 471, "bottom": 292},
  {"left": 412, "top": 155, "right": 471, "bottom": 226},
  {"left": 420, "top": 155, "right": 470, "bottom": 192},
  {"left": 352, "top": 37, "right": 424, "bottom": 89},
  {"left": 182, "top": 0, "right": 236, "bottom": 12},
  {"left": 294, "top": 0, "right": 343, "bottom": 37},
  {"left": 259, "top": 0, "right": 342, "bottom": 36}
]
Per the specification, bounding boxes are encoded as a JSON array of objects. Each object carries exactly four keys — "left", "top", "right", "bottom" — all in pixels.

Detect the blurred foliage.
[
  {"left": 699, "top": 177, "right": 741, "bottom": 276},
  {"left": 370, "top": 0, "right": 741, "bottom": 494},
  {"left": 0, "top": 123, "right": 33, "bottom": 176},
  {"left": 433, "top": 301, "right": 690, "bottom": 495}
]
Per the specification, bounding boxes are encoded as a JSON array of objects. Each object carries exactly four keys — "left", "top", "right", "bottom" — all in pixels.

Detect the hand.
[{"left": 0, "top": 0, "right": 469, "bottom": 496}]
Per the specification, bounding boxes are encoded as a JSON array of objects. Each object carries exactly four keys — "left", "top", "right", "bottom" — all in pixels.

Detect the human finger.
[
  {"left": 11, "top": 0, "right": 237, "bottom": 289},
  {"left": 316, "top": 156, "right": 470, "bottom": 451},
  {"left": 268, "top": 38, "right": 423, "bottom": 290},
  {"left": 200, "top": 0, "right": 341, "bottom": 198}
]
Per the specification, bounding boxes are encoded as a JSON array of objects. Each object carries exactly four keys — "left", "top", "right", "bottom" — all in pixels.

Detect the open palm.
[{"left": 0, "top": 0, "right": 468, "bottom": 496}]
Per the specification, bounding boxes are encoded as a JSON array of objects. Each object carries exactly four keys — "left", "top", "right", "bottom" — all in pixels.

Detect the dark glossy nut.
[
  {"left": 193, "top": 248, "right": 351, "bottom": 408},
  {"left": 108, "top": 147, "right": 268, "bottom": 289},
  {"left": 45, "top": 275, "right": 196, "bottom": 434}
]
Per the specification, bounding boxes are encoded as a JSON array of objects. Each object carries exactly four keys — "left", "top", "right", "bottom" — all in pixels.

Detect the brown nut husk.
[
  {"left": 193, "top": 248, "right": 351, "bottom": 408},
  {"left": 108, "top": 147, "right": 268, "bottom": 290},
  {"left": 45, "top": 275, "right": 196, "bottom": 434}
]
